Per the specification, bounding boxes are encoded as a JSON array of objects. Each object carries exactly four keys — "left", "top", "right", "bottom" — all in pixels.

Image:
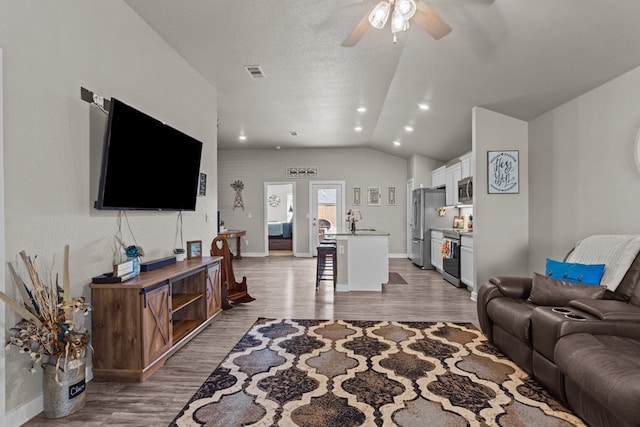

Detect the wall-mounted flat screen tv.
[{"left": 94, "top": 98, "right": 203, "bottom": 211}]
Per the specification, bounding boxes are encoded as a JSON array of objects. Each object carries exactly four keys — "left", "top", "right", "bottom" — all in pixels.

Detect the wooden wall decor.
[{"left": 231, "top": 180, "right": 245, "bottom": 210}]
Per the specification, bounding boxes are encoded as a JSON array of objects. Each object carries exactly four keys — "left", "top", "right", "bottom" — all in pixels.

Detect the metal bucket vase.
[{"left": 42, "top": 354, "right": 87, "bottom": 418}]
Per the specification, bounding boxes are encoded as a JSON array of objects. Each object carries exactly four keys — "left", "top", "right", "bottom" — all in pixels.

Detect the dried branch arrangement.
[{"left": 0, "top": 245, "right": 91, "bottom": 374}]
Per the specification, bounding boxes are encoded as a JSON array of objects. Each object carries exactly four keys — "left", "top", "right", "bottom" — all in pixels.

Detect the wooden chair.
[{"left": 210, "top": 235, "right": 255, "bottom": 309}]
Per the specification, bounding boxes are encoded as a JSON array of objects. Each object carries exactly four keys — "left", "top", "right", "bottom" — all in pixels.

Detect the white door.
[{"left": 310, "top": 181, "right": 344, "bottom": 256}]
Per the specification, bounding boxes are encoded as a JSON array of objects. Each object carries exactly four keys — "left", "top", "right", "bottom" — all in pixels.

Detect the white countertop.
[
  {"left": 329, "top": 230, "right": 390, "bottom": 237},
  {"left": 432, "top": 228, "right": 474, "bottom": 236}
]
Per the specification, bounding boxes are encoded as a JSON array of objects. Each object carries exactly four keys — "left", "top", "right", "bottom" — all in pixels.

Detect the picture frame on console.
[{"left": 187, "top": 240, "right": 202, "bottom": 259}]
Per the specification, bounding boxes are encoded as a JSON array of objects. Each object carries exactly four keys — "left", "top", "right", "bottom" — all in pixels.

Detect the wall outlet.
[
  {"left": 248, "top": 213, "right": 252, "bottom": 218},
  {"left": 244, "top": 239, "right": 249, "bottom": 245},
  {"left": 338, "top": 246, "right": 344, "bottom": 254}
]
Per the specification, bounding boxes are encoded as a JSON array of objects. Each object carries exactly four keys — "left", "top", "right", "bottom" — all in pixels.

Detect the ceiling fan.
[{"left": 342, "top": 0, "right": 452, "bottom": 47}]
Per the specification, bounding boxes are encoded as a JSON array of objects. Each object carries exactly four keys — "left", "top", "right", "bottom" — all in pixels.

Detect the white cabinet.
[
  {"left": 460, "top": 152, "right": 473, "bottom": 179},
  {"left": 431, "top": 165, "right": 447, "bottom": 188},
  {"left": 445, "top": 162, "right": 462, "bottom": 207},
  {"left": 431, "top": 230, "right": 443, "bottom": 272},
  {"left": 337, "top": 234, "right": 389, "bottom": 292},
  {"left": 460, "top": 235, "right": 474, "bottom": 290}
]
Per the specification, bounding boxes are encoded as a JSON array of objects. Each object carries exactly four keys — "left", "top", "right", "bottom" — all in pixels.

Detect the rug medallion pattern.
[{"left": 171, "top": 319, "right": 585, "bottom": 426}]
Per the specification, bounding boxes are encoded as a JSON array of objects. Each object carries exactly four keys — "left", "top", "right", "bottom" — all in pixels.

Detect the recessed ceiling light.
[
  {"left": 419, "top": 103, "right": 430, "bottom": 111},
  {"left": 275, "top": 146, "right": 281, "bottom": 150},
  {"left": 357, "top": 107, "right": 367, "bottom": 113},
  {"left": 238, "top": 135, "right": 247, "bottom": 141},
  {"left": 404, "top": 126, "right": 414, "bottom": 132},
  {"left": 393, "top": 141, "right": 401, "bottom": 146},
  {"left": 289, "top": 130, "right": 298, "bottom": 137},
  {"left": 355, "top": 126, "right": 363, "bottom": 132}
]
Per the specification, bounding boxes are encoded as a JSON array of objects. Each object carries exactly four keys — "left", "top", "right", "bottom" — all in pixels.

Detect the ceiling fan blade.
[
  {"left": 413, "top": 2, "right": 452, "bottom": 40},
  {"left": 341, "top": 7, "right": 373, "bottom": 47}
]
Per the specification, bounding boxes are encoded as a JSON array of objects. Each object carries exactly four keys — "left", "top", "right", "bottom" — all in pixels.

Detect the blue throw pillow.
[{"left": 545, "top": 258, "right": 605, "bottom": 285}]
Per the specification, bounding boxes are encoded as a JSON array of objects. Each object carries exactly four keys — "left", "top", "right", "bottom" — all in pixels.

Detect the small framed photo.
[
  {"left": 353, "top": 187, "right": 361, "bottom": 205},
  {"left": 187, "top": 240, "right": 202, "bottom": 259},
  {"left": 199, "top": 173, "right": 207, "bottom": 196},
  {"left": 387, "top": 186, "right": 396, "bottom": 205},
  {"left": 488, "top": 150, "right": 519, "bottom": 194},
  {"left": 367, "top": 187, "right": 381, "bottom": 206}
]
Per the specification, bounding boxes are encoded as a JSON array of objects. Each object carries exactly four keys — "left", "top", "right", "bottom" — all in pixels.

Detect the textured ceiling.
[{"left": 125, "top": 0, "right": 640, "bottom": 161}]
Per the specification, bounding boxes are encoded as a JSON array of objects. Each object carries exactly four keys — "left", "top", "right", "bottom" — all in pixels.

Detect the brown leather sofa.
[{"left": 477, "top": 253, "right": 640, "bottom": 427}]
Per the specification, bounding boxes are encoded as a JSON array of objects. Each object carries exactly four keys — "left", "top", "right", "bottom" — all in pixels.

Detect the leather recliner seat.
[{"left": 477, "top": 252, "right": 640, "bottom": 427}]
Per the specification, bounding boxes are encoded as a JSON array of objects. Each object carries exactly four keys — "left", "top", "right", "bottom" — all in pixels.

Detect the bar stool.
[{"left": 316, "top": 242, "right": 337, "bottom": 289}]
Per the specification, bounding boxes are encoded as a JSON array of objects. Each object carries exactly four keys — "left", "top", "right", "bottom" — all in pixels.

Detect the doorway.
[
  {"left": 310, "top": 181, "right": 345, "bottom": 256},
  {"left": 265, "top": 182, "right": 295, "bottom": 256}
]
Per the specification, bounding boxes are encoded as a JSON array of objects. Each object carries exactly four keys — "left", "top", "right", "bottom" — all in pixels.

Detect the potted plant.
[{"left": 0, "top": 245, "right": 91, "bottom": 418}]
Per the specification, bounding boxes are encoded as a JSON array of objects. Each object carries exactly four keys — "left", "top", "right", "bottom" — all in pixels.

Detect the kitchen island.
[{"left": 329, "top": 230, "right": 389, "bottom": 292}]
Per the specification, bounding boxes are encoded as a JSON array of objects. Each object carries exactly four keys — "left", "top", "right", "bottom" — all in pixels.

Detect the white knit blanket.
[{"left": 566, "top": 235, "right": 640, "bottom": 291}]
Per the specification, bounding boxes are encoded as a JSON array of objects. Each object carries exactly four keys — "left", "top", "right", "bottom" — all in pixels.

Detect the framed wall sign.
[
  {"left": 387, "top": 186, "right": 396, "bottom": 205},
  {"left": 353, "top": 187, "right": 361, "bottom": 205},
  {"left": 488, "top": 150, "right": 519, "bottom": 194},
  {"left": 199, "top": 173, "right": 207, "bottom": 196},
  {"left": 187, "top": 240, "right": 202, "bottom": 259},
  {"left": 367, "top": 187, "right": 381, "bottom": 206}
]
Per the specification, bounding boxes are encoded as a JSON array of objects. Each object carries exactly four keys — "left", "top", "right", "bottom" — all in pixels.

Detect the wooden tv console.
[{"left": 90, "top": 256, "right": 222, "bottom": 382}]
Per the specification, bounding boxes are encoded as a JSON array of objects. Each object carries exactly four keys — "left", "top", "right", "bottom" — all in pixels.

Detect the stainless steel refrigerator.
[{"left": 410, "top": 188, "right": 454, "bottom": 269}]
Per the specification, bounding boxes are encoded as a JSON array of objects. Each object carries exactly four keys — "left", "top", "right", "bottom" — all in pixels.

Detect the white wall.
[
  {"left": 267, "top": 184, "right": 291, "bottom": 223},
  {"left": 408, "top": 154, "right": 444, "bottom": 189},
  {"left": 218, "top": 148, "right": 408, "bottom": 256},
  {"left": 0, "top": 2, "right": 217, "bottom": 422},
  {"left": 472, "top": 107, "right": 529, "bottom": 294},
  {"left": 529, "top": 64, "right": 640, "bottom": 272}
]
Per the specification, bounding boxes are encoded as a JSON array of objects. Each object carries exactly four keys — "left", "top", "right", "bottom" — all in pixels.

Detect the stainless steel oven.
[{"left": 442, "top": 231, "right": 462, "bottom": 287}]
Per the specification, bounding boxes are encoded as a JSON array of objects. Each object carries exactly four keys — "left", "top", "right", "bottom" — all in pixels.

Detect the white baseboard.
[
  {"left": 242, "top": 252, "right": 314, "bottom": 258},
  {"left": 335, "top": 283, "right": 349, "bottom": 292},
  {"left": 5, "top": 364, "right": 93, "bottom": 425},
  {"left": 5, "top": 393, "right": 42, "bottom": 427},
  {"left": 389, "top": 253, "right": 408, "bottom": 259},
  {"left": 241, "top": 252, "right": 268, "bottom": 257},
  {"left": 245, "top": 252, "right": 407, "bottom": 259}
]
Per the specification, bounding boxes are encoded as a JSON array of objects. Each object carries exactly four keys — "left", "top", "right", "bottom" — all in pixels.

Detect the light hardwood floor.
[{"left": 23, "top": 257, "right": 478, "bottom": 426}]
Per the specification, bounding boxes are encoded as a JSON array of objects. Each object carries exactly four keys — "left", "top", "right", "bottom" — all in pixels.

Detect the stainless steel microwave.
[{"left": 458, "top": 177, "right": 473, "bottom": 204}]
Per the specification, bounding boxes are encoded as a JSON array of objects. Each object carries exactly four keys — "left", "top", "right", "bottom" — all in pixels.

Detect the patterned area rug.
[
  {"left": 386, "top": 272, "right": 408, "bottom": 284},
  {"left": 171, "top": 319, "right": 586, "bottom": 426}
]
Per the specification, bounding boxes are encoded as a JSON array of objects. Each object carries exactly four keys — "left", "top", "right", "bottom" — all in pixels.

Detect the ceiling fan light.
[
  {"left": 368, "top": 1, "right": 391, "bottom": 29},
  {"left": 396, "top": 0, "right": 417, "bottom": 19},
  {"left": 391, "top": 9, "right": 409, "bottom": 33}
]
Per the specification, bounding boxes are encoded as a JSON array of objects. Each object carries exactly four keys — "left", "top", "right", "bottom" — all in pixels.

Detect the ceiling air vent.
[{"left": 244, "top": 65, "right": 265, "bottom": 79}]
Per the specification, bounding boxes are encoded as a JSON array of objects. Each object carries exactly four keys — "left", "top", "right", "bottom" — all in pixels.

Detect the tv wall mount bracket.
[{"left": 80, "top": 87, "right": 111, "bottom": 113}]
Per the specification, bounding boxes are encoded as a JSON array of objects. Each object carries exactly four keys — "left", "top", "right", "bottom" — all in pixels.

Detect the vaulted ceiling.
[{"left": 125, "top": 0, "right": 640, "bottom": 161}]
